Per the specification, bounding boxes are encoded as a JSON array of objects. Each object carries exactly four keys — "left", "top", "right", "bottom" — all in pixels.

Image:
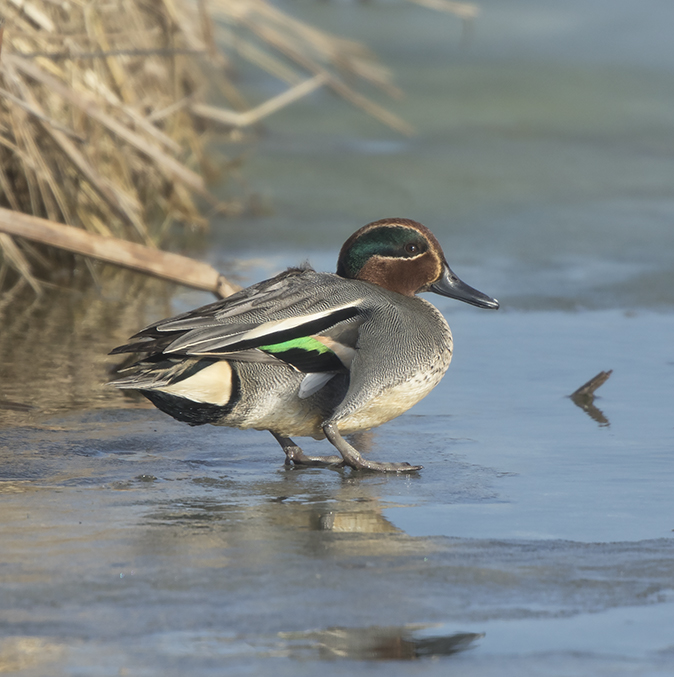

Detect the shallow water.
[{"left": 2, "top": 1, "right": 674, "bottom": 675}]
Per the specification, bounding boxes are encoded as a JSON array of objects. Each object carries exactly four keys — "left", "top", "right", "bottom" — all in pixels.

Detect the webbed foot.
[{"left": 322, "top": 423, "right": 422, "bottom": 473}]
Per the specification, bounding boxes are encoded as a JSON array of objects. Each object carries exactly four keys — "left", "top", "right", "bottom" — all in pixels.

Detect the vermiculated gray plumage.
[{"left": 110, "top": 267, "right": 453, "bottom": 438}]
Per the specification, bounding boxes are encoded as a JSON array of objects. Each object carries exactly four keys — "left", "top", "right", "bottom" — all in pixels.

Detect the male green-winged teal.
[{"left": 109, "top": 218, "right": 499, "bottom": 472}]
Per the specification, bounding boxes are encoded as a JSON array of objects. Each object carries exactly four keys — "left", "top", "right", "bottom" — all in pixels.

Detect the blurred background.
[{"left": 214, "top": 0, "right": 674, "bottom": 311}]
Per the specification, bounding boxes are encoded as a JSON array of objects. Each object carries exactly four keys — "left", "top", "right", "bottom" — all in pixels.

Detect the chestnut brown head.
[{"left": 337, "top": 218, "right": 499, "bottom": 308}]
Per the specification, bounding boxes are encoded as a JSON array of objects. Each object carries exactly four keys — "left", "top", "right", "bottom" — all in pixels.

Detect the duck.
[{"left": 109, "top": 218, "right": 499, "bottom": 472}]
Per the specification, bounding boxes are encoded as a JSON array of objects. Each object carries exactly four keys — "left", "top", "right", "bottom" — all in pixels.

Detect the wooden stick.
[
  {"left": 0, "top": 208, "right": 241, "bottom": 298},
  {"left": 570, "top": 370, "right": 613, "bottom": 398}
]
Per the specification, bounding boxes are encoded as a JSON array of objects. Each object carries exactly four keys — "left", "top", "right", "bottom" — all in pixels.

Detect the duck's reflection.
[
  {"left": 137, "top": 433, "right": 433, "bottom": 562},
  {"left": 281, "top": 625, "right": 483, "bottom": 661},
  {"left": 142, "top": 470, "right": 406, "bottom": 542},
  {"left": 313, "top": 509, "right": 399, "bottom": 533}
]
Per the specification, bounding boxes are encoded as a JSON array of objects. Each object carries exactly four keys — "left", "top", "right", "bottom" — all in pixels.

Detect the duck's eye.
[{"left": 405, "top": 243, "right": 419, "bottom": 254}]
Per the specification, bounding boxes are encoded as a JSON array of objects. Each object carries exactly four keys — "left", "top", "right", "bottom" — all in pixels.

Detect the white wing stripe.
[{"left": 166, "top": 301, "right": 361, "bottom": 353}]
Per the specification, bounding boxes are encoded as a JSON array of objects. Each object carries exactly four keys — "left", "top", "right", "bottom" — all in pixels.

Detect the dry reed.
[{"left": 0, "top": 0, "right": 476, "bottom": 295}]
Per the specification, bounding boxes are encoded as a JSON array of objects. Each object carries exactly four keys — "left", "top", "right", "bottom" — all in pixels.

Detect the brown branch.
[
  {"left": 0, "top": 208, "right": 241, "bottom": 298},
  {"left": 570, "top": 370, "right": 613, "bottom": 398}
]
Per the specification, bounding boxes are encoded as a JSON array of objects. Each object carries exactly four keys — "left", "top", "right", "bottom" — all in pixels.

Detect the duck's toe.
[
  {"left": 322, "top": 422, "right": 422, "bottom": 473},
  {"left": 348, "top": 459, "right": 423, "bottom": 473},
  {"left": 271, "top": 431, "right": 343, "bottom": 468}
]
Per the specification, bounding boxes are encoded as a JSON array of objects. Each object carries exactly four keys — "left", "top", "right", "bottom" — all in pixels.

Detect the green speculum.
[{"left": 259, "top": 336, "right": 332, "bottom": 355}]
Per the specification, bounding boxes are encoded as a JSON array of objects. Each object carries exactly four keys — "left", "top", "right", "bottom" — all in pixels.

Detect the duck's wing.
[{"left": 110, "top": 267, "right": 366, "bottom": 377}]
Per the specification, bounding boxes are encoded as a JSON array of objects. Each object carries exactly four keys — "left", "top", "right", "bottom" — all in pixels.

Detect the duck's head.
[{"left": 337, "top": 218, "right": 499, "bottom": 309}]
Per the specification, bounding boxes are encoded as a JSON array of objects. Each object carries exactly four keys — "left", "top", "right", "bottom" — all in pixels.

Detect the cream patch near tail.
[{"left": 155, "top": 361, "right": 233, "bottom": 406}]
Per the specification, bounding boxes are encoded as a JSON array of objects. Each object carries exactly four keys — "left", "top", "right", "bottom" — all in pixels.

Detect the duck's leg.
[
  {"left": 271, "top": 432, "right": 343, "bottom": 467},
  {"left": 322, "top": 423, "right": 422, "bottom": 473}
]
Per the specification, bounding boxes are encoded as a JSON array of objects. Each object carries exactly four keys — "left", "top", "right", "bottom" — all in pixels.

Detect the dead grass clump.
[
  {"left": 0, "top": 1, "right": 222, "bottom": 241},
  {"left": 0, "top": 0, "right": 476, "bottom": 295}
]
